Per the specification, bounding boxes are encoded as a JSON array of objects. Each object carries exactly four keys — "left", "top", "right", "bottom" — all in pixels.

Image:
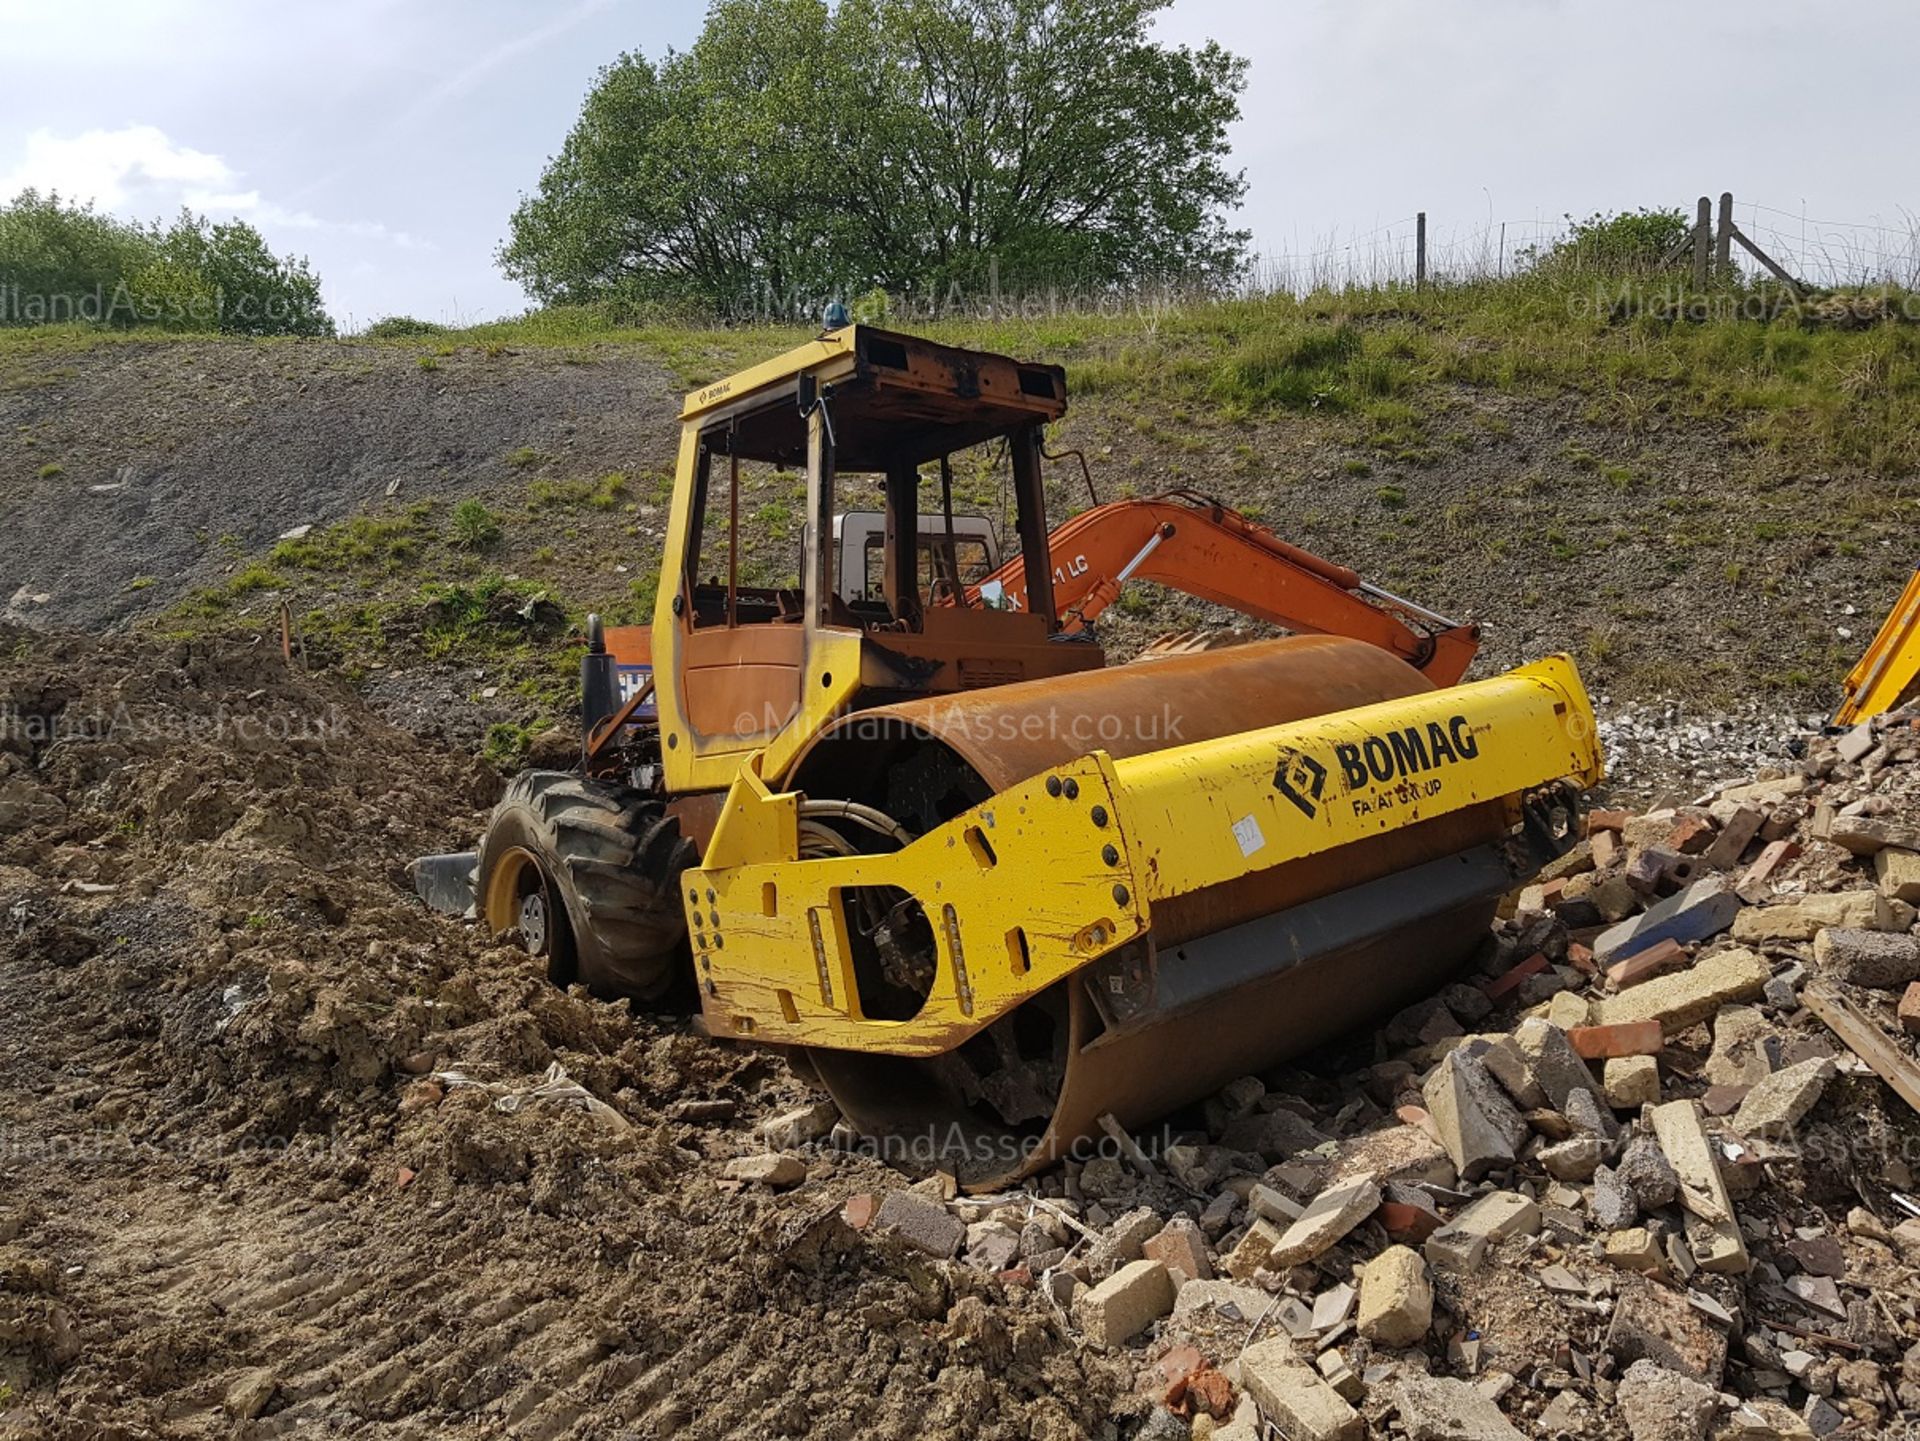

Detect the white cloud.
[
  {"left": 1, "top": 123, "right": 429, "bottom": 249},
  {"left": 0, "top": 124, "right": 233, "bottom": 208}
]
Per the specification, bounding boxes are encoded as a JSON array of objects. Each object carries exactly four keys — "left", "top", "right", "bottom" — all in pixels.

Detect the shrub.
[
  {"left": 1518, "top": 208, "right": 1690, "bottom": 275},
  {"left": 450, "top": 499, "right": 502, "bottom": 551},
  {"left": 365, "top": 315, "right": 447, "bottom": 338}
]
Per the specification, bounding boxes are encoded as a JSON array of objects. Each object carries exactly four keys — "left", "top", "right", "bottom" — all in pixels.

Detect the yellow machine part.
[
  {"left": 1833, "top": 566, "right": 1920, "bottom": 726},
  {"left": 681, "top": 640, "right": 1601, "bottom": 1186}
]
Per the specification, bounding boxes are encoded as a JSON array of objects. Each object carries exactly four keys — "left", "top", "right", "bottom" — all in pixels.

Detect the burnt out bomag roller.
[{"left": 450, "top": 327, "right": 1604, "bottom": 1189}]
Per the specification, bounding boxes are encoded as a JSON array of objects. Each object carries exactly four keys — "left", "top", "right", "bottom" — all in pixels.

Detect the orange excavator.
[{"left": 966, "top": 487, "right": 1481, "bottom": 685}]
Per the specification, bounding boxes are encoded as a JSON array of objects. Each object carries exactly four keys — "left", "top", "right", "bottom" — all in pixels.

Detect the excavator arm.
[{"left": 972, "top": 488, "right": 1481, "bottom": 685}]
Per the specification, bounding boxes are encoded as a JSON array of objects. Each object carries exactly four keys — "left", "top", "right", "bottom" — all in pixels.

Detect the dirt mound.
[
  {"left": 0, "top": 627, "right": 1126, "bottom": 1438},
  {"left": 0, "top": 340, "right": 680, "bottom": 632}
]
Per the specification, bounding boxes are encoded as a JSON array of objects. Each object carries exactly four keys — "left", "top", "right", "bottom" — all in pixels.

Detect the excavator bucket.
[
  {"left": 686, "top": 634, "right": 1601, "bottom": 1189},
  {"left": 1832, "top": 566, "right": 1920, "bottom": 726}
]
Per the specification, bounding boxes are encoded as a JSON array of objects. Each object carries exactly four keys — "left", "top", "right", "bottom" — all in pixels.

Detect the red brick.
[
  {"left": 1480, "top": 951, "right": 1548, "bottom": 1002},
  {"left": 1667, "top": 815, "right": 1717, "bottom": 856},
  {"left": 1379, "top": 1201, "right": 1443, "bottom": 1245},
  {"left": 1605, "top": 938, "right": 1689, "bottom": 991},
  {"left": 1568, "top": 1019, "right": 1664, "bottom": 1059},
  {"left": 1900, "top": 982, "right": 1920, "bottom": 1038},
  {"left": 841, "top": 1193, "right": 878, "bottom": 1230},
  {"left": 1737, "top": 839, "right": 1802, "bottom": 901},
  {"left": 1566, "top": 941, "right": 1597, "bottom": 975},
  {"left": 1587, "top": 809, "right": 1630, "bottom": 834}
]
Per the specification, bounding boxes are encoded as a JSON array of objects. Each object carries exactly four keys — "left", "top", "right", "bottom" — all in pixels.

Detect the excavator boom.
[{"left": 974, "top": 488, "right": 1481, "bottom": 684}]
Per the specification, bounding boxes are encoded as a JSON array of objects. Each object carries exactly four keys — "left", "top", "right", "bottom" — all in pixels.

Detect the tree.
[
  {"left": 500, "top": 0, "right": 1249, "bottom": 313},
  {"left": 0, "top": 190, "right": 333, "bottom": 335}
]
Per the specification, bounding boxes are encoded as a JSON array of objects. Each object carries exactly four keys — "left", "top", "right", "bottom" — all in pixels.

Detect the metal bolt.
[
  {"left": 1062, "top": 778, "right": 1080, "bottom": 800},
  {"left": 1090, "top": 805, "right": 1108, "bottom": 827},
  {"left": 1102, "top": 844, "right": 1119, "bottom": 866},
  {"left": 1045, "top": 776, "right": 1063, "bottom": 797},
  {"left": 1112, "top": 883, "right": 1130, "bottom": 906}
]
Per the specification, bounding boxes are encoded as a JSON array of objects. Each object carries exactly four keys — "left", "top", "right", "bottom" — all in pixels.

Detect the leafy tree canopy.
[
  {"left": 0, "top": 189, "right": 333, "bottom": 335},
  {"left": 501, "top": 0, "right": 1249, "bottom": 315}
]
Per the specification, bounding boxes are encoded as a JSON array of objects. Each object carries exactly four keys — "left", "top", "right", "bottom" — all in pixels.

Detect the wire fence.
[{"left": 1233, "top": 200, "right": 1920, "bottom": 297}]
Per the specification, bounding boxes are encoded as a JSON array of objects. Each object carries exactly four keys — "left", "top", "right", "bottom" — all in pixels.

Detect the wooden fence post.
[
  {"left": 1716, "top": 192, "right": 1734, "bottom": 274},
  {"left": 1416, "top": 213, "right": 1427, "bottom": 290},
  {"left": 1693, "top": 196, "right": 1712, "bottom": 290}
]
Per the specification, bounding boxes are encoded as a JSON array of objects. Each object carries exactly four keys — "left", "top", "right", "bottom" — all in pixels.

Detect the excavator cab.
[{"left": 640, "top": 326, "right": 1106, "bottom": 798}]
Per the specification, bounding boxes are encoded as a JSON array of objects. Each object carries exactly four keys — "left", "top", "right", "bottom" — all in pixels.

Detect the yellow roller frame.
[{"left": 687, "top": 654, "right": 1603, "bottom": 1056}]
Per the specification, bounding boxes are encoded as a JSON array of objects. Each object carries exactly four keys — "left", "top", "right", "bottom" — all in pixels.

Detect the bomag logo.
[
  {"left": 1335, "top": 714, "right": 1480, "bottom": 789},
  {"left": 1276, "top": 714, "right": 1482, "bottom": 820}
]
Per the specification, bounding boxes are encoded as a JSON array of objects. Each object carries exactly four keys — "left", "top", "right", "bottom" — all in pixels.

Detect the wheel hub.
[{"left": 518, "top": 889, "right": 549, "bottom": 955}]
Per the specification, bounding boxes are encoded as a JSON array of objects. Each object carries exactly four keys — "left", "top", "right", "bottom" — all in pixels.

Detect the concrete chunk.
[
  {"left": 1592, "top": 947, "right": 1771, "bottom": 1035},
  {"left": 1223, "top": 1218, "right": 1283, "bottom": 1279},
  {"left": 1825, "top": 814, "right": 1920, "bottom": 856},
  {"left": 1073, "top": 1257, "right": 1175, "bottom": 1347},
  {"left": 1731, "top": 1057, "right": 1834, "bottom": 1139},
  {"left": 873, "top": 1190, "right": 964, "bottom": 1258},
  {"left": 1424, "top": 1190, "right": 1539, "bottom": 1272},
  {"left": 1704, "top": 1005, "right": 1776, "bottom": 1087},
  {"left": 1422, "top": 1049, "right": 1527, "bottom": 1181},
  {"left": 1512, "top": 1017, "right": 1608, "bottom": 1118},
  {"left": 1356, "top": 1244, "right": 1432, "bottom": 1348},
  {"left": 725, "top": 1153, "right": 807, "bottom": 1187},
  {"left": 1265, "top": 1175, "right": 1381, "bottom": 1268},
  {"left": 1617, "top": 1359, "right": 1719, "bottom": 1441},
  {"left": 1649, "top": 1100, "right": 1747, "bottom": 1275},
  {"left": 1242, "top": 1338, "right": 1363, "bottom": 1441},
  {"left": 1813, "top": 926, "right": 1920, "bottom": 989},
  {"left": 1392, "top": 1373, "right": 1526, "bottom": 1441},
  {"left": 1468, "top": 1034, "right": 1547, "bottom": 1110},
  {"left": 1605, "top": 1278, "right": 1728, "bottom": 1386},
  {"left": 1595, "top": 876, "right": 1742, "bottom": 964}
]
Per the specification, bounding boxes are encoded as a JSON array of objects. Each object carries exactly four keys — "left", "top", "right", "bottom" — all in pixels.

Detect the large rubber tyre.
[{"left": 475, "top": 771, "right": 695, "bottom": 1001}]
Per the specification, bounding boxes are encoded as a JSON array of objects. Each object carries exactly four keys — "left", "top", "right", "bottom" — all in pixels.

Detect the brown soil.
[{"left": 0, "top": 627, "right": 1127, "bottom": 1438}]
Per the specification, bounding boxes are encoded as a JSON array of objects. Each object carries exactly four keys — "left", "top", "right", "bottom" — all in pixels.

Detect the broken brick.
[
  {"left": 1604, "top": 938, "right": 1689, "bottom": 991},
  {"left": 1736, "top": 839, "right": 1802, "bottom": 902},
  {"left": 1073, "top": 1258, "right": 1175, "bottom": 1347},
  {"left": 1901, "top": 982, "right": 1920, "bottom": 1037},
  {"left": 1569, "top": 1019, "right": 1664, "bottom": 1059},
  {"left": 1666, "top": 813, "right": 1718, "bottom": 855},
  {"left": 1587, "top": 808, "right": 1630, "bottom": 834},
  {"left": 1479, "top": 951, "right": 1548, "bottom": 1003},
  {"left": 1702, "top": 806, "right": 1764, "bottom": 870},
  {"left": 1875, "top": 846, "right": 1920, "bottom": 903}
]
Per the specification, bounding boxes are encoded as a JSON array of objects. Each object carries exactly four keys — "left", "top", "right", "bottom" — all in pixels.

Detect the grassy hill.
[{"left": 4, "top": 273, "right": 1917, "bottom": 761}]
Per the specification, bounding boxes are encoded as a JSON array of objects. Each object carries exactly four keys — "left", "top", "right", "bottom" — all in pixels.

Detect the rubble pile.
[{"left": 751, "top": 703, "right": 1920, "bottom": 1440}]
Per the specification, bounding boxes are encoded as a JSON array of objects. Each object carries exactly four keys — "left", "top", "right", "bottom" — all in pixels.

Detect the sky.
[{"left": 4, "top": 0, "right": 1917, "bottom": 328}]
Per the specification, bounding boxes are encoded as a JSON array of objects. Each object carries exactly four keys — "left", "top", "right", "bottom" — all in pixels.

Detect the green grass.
[
  {"left": 450, "top": 498, "right": 503, "bottom": 551},
  {"left": 272, "top": 508, "right": 429, "bottom": 572},
  {"left": 529, "top": 471, "right": 628, "bottom": 510},
  {"left": 36, "top": 461, "right": 63, "bottom": 478}
]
